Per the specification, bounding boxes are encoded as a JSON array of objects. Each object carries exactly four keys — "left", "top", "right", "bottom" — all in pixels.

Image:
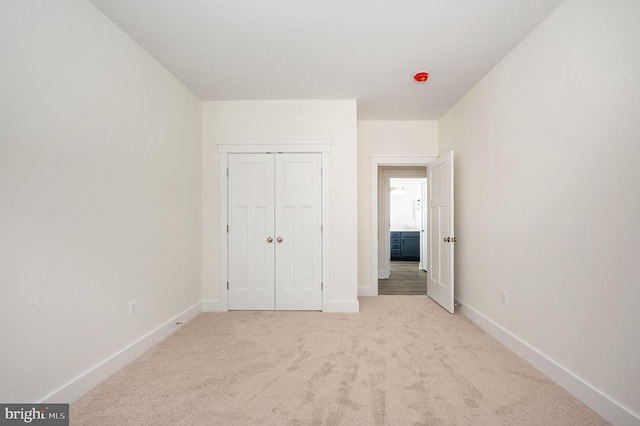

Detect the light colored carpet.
[{"left": 71, "top": 296, "right": 607, "bottom": 425}]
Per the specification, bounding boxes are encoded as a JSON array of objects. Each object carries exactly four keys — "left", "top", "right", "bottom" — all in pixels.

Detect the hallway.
[{"left": 378, "top": 261, "right": 427, "bottom": 295}]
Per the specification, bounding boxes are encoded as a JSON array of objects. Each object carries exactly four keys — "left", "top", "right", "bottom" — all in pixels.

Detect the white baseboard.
[
  {"left": 358, "top": 286, "right": 377, "bottom": 297},
  {"left": 40, "top": 302, "right": 202, "bottom": 404},
  {"left": 456, "top": 299, "right": 640, "bottom": 426},
  {"left": 205, "top": 297, "right": 358, "bottom": 313},
  {"left": 323, "top": 299, "right": 359, "bottom": 313},
  {"left": 202, "top": 299, "right": 228, "bottom": 312}
]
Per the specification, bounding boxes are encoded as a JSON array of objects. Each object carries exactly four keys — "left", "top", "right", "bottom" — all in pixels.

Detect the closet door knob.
[
  {"left": 277, "top": 237, "right": 283, "bottom": 243},
  {"left": 267, "top": 237, "right": 273, "bottom": 243}
]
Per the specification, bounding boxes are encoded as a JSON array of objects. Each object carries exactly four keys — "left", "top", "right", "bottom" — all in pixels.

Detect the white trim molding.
[
  {"left": 456, "top": 299, "right": 640, "bottom": 426},
  {"left": 218, "top": 151, "right": 229, "bottom": 311},
  {"left": 357, "top": 287, "right": 377, "bottom": 297},
  {"left": 218, "top": 143, "right": 331, "bottom": 153},
  {"left": 322, "top": 300, "right": 359, "bottom": 313},
  {"left": 40, "top": 302, "right": 202, "bottom": 404},
  {"left": 202, "top": 299, "right": 229, "bottom": 312},
  {"left": 321, "top": 151, "right": 331, "bottom": 312},
  {"left": 370, "top": 155, "right": 437, "bottom": 165}
]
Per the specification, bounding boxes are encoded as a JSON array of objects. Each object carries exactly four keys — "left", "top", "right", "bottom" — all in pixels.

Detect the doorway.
[
  {"left": 389, "top": 177, "right": 424, "bottom": 262},
  {"left": 380, "top": 173, "right": 427, "bottom": 295},
  {"left": 368, "top": 155, "right": 438, "bottom": 296},
  {"left": 369, "top": 155, "right": 436, "bottom": 297},
  {"left": 378, "top": 169, "right": 427, "bottom": 278}
]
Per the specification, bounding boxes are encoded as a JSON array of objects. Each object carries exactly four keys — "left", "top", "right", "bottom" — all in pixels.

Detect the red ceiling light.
[{"left": 414, "top": 72, "right": 429, "bottom": 82}]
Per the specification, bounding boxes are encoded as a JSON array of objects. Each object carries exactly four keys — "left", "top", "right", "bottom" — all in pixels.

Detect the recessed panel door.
[
  {"left": 421, "top": 181, "right": 428, "bottom": 272},
  {"left": 228, "top": 154, "right": 275, "bottom": 310},
  {"left": 427, "top": 151, "right": 455, "bottom": 313},
  {"left": 274, "top": 154, "right": 323, "bottom": 310}
]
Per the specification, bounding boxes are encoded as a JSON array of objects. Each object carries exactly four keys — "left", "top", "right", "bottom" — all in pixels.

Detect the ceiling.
[{"left": 88, "top": 0, "right": 564, "bottom": 120}]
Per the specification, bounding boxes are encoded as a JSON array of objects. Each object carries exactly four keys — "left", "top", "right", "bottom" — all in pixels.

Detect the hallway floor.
[{"left": 378, "top": 261, "right": 427, "bottom": 295}]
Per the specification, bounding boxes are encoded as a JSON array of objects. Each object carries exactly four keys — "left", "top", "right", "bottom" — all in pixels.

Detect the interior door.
[
  {"left": 228, "top": 154, "right": 275, "bottom": 310},
  {"left": 275, "top": 154, "right": 323, "bottom": 310},
  {"left": 420, "top": 181, "right": 428, "bottom": 271},
  {"left": 427, "top": 151, "right": 455, "bottom": 313}
]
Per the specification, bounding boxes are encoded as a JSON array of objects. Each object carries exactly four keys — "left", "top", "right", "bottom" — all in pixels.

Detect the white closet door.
[
  {"left": 274, "top": 154, "right": 323, "bottom": 310},
  {"left": 228, "top": 154, "right": 275, "bottom": 310}
]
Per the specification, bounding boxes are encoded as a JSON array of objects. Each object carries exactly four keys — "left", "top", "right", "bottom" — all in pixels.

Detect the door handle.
[
  {"left": 277, "top": 237, "right": 283, "bottom": 243},
  {"left": 267, "top": 237, "right": 273, "bottom": 243},
  {"left": 444, "top": 237, "right": 450, "bottom": 242}
]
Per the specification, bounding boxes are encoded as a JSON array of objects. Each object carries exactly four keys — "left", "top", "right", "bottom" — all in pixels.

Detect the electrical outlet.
[
  {"left": 129, "top": 299, "right": 138, "bottom": 317},
  {"left": 500, "top": 290, "right": 508, "bottom": 305}
]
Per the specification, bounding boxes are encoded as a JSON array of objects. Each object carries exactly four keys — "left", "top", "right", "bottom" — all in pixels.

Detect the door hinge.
[
  {"left": 321, "top": 281, "right": 323, "bottom": 290},
  {"left": 227, "top": 281, "right": 229, "bottom": 290},
  {"left": 227, "top": 225, "right": 229, "bottom": 233},
  {"left": 226, "top": 168, "right": 229, "bottom": 177},
  {"left": 321, "top": 224, "right": 323, "bottom": 233}
]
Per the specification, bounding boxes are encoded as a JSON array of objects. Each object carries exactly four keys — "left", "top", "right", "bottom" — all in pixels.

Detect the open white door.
[
  {"left": 420, "top": 181, "right": 428, "bottom": 272},
  {"left": 427, "top": 151, "right": 455, "bottom": 313}
]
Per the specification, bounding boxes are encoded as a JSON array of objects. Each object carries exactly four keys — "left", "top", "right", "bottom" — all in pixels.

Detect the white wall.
[
  {"left": 357, "top": 121, "right": 438, "bottom": 292},
  {"left": 439, "top": 0, "right": 640, "bottom": 422},
  {"left": 0, "top": 0, "right": 202, "bottom": 402},
  {"left": 389, "top": 178, "right": 424, "bottom": 231},
  {"left": 202, "top": 100, "right": 358, "bottom": 312}
]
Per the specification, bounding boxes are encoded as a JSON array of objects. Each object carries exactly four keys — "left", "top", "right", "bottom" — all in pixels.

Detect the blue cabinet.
[
  {"left": 390, "top": 232, "right": 402, "bottom": 259},
  {"left": 390, "top": 231, "right": 420, "bottom": 261}
]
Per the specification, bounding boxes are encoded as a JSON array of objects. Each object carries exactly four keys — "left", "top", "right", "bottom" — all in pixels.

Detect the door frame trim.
[
  {"left": 218, "top": 143, "right": 331, "bottom": 311},
  {"left": 365, "top": 155, "right": 437, "bottom": 297},
  {"left": 219, "top": 143, "right": 331, "bottom": 153}
]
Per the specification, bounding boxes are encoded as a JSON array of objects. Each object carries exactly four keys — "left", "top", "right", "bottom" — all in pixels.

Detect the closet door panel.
[
  {"left": 275, "top": 154, "right": 322, "bottom": 310},
  {"left": 228, "top": 154, "right": 275, "bottom": 310}
]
